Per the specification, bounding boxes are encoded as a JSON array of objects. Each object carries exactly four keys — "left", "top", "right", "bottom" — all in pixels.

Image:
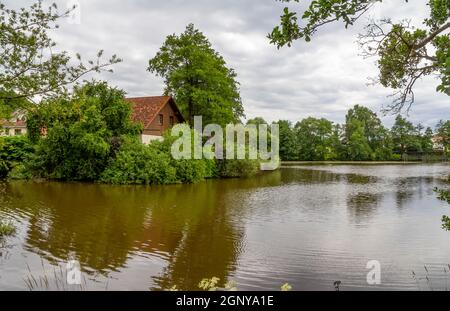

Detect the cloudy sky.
[{"left": 7, "top": 0, "right": 449, "bottom": 127}]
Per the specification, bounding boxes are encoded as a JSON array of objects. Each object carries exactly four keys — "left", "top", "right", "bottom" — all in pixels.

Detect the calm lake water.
[{"left": 1, "top": 164, "right": 450, "bottom": 291}]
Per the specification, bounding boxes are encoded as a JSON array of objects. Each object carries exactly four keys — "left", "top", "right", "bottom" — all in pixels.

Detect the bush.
[
  {"left": 391, "top": 153, "right": 402, "bottom": 161},
  {"left": 100, "top": 140, "right": 177, "bottom": 185},
  {"left": 217, "top": 158, "right": 260, "bottom": 178},
  {"left": 152, "top": 131, "right": 218, "bottom": 183},
  {"left": 0, "top": 136, "right": 34, "bottom": 178},
  {"left": 26, "top": 82, "right": 141, "bottom": 181}
]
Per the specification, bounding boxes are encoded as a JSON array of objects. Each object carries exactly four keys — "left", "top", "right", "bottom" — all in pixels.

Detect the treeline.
[{"left": 249, "top": 105, "right": 450, "bottom": 161}]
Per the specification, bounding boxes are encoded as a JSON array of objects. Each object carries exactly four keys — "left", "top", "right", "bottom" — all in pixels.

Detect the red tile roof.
[
  {"left": 126, "top": 96, "right": 177, "bottom": 129},
  {"left": 0, "top": 120, "right": 26, "bottom": 127}
]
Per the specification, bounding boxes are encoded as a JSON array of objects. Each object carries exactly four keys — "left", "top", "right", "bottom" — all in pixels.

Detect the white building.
[{"left": 0, "top": 111, "right": 27, "bottom": 136}]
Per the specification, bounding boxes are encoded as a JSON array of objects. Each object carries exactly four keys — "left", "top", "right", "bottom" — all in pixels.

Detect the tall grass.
[
  {"left": 412, "top": 264, "right": 450, "bottom": 291},
  {"left": 0, "top": 221, "right": 15, "bottom": 237}
]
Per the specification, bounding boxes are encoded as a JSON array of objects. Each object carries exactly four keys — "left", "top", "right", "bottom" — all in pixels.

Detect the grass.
[
  {"left": 0, "top": 221, "right": 16, "bottom": 237},
  {"left": 412, "top": 264, "right": 450, "bottom": 291},
  {"left": 24, "top": 260, "right": 88, "bottom": 291}
]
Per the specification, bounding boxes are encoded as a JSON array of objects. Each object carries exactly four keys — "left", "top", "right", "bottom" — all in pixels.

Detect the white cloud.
[{"left": 5, "top": 0, "right": 449, "bottom": 128}]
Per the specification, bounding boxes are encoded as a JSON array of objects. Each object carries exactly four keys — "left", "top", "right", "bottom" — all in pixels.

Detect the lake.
[{"left": 1, "top": 164, "right": 449, "bottom": 291}]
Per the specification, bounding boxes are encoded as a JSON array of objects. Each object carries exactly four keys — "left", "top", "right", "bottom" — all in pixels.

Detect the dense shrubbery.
[
  {"left": 217, "top": 158, "right": 260, "bottom": 178},
  {"left": 1, "top": 81, "right": 260, "bottom": 184},
  {"left": 25, "top": 82, "right": 141, "bottom": 180},
  {"left": 0, "top": 136, "right": 34, "bottom": 178},
  {"left": 99, "top": 139, "right": 177, "bottom": 185},
  {"left": 100, "top": 136, "right": 218, "bottom": 185},
  {"left": 152, "top": 133, "right": 218, "bottom": 183}
]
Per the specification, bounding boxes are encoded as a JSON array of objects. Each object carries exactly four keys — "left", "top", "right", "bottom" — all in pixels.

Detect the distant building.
[
  {"left": 1, "top": 97, "right": 185, "bottom": 142},
  {"left": 431, "top": 135, "right": 445, "bottom": 151},
  {"left": 0, "top": 110, "right": 27, "bottom": 137},
  {"left": 126, "top": 96, "right": 185, "bottom": 144}
]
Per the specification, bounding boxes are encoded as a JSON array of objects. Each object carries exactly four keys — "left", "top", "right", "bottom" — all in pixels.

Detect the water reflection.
[
  {"left": 0, "top": 172, "right": 283, "bottom": 290},
  {"left": 347, "top": 192, "right": 381, "bottom": 224},
  {"left": 0, "top": 164, "right": 449, "bottom": 290}
]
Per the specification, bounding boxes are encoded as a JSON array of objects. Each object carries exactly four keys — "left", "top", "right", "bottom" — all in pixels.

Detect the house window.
[
  {"left": 14, "top": 129, "right": 22, "bottom": 136},
  {"left": 158, "top": 114, "right": 164, "bottom": 125},
  {"left": 170, "top": 116, "right": 174, "bottom": 126}
]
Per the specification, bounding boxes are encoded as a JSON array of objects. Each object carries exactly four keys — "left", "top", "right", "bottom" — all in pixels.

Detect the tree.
[
  {"left": 246, "top": 117, "right": 268, "bottom": 126},
  {"left": 344, "top": 105, "right": 392, "bottom": 160},
  {"left": 276, "top": 120, "right": 298, "bottom": 161},
  {"left": 269, "top": 0, "right": 450, "bottom": 112},
  {"left": 391, "top": 115, "right": 422, "bottom": 154},
  {"left": 422, "top": 126, "right": 435, "bottom": 153},
  {"left": 330, "top": 123, "right": 346, "bottom": 160},
  {"left": 346, "top": 120, "right": 373, "bottom": 161},
  {"left": 26, "top": 81, "right": 140, "bottom": 180},
  {"left": 295, "top": 117, "right": 335, "bottom": 160},
  {"left": 436, "top": 120, "right": 450, "bottom": 153},
  {"left": 148, "top": 24, "right": 244, "bottom": 126},
  {"left": 0, "top": 1, "right": 121, "bottom": 112},
  {"left": 0, "top": 135, "right": 34, "bottom": 178}
]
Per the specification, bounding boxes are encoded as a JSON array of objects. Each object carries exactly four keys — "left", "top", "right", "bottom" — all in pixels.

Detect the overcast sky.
[{"left": 7, "top": 0, "right": 449, "bottom": 128}]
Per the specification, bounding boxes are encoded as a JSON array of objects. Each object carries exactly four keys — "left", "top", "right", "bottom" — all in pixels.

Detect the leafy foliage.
[
  {"left": 277, "top": 120, "right": 298, "bottom": 161},
  {"left": 436, "top": 120, "right": 450, "bottom": 155},
  {"left": 217, "top": 157, "right": 260, "bottom": 178},
  {"left": 153, "top": 133, "right": 217, "bottom": 183},
  {"left": 26, "top": 81, "right": 140, "bottom": 180},
  {"left": 435, "top": 175, "right": 450, "bottom": 231},
  {"left": 269, "top": 0, "right": 449, "bottom": 111},
  {"left": 99, "top": 139, "right": 177, "bottom": 185},
  {"left": 391, "top": 115, "right": 423, "bottom": 154},
  {"left": 0, "top": 0, "right": 121, "bottom": 110},
  {"left": 295, "top": 117, "right": 336, "bottom": 160},
  {"left": 148, "top": 24, "right": 244, "bottom": 126},
  {"left": 254, "top": 105, "right": 446, "bottom": 161},
  {"left": 269, "top": 0, "right": 380, "bottom": 46},
  {"left": 100, "top": 129, "right": 218, "bottom": 185},
  {"left": 0, "top": 135, "right": 34, "bottom": 178}
]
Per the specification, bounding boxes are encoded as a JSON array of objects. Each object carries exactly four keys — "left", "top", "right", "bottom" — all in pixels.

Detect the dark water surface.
[{"left": 1, "top": 164, "right": 449, "bottom": 291}]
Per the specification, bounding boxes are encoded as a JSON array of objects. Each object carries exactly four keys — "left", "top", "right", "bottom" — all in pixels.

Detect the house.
[
  {"left": 432, "top": 135, "right": 445, "bottom": 151},
  {"left": 126, "top": 96, "right": 185, "bottom": 144},
  {"left": 0, "top": 110, "right": 27, "bottom": 137},
  {"left": 0, "top": 97, "right": 184, "bottom": 143}
]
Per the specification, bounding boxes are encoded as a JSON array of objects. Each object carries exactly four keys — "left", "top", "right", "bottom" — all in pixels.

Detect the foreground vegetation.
[
  {"left": 436, "top": 175, "right": 450, "bottom": 231},
  {"left": 0, "top": 82, "right": 259, "bottom": 185},
  {"left": 0, "top": 221, "right": 15, "bottom": 237}
]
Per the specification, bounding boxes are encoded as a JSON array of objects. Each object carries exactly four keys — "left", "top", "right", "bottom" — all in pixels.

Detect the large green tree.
[
  {"left": 269, "top": 0, "right": 450, "bottom": 112},
  {"left": 391, "top": 115, "right": 422, "bottom": 154},
  {"left": 26, "top": 82, "right": 140, "bottom": 180},
  {"left": 436, "top": 120, "right": 450, "bottom": 153},
  {"left": 148, "top": 24, "right": 244, "bottom": 126},
  {"left": 422, "top": 126, "right": 435, "bottom": 153},
  {"left": 0, "top": 1, "right": 120, "bottom": 114},
  {"left": 276, "top": 120, "right": 298, "bottom": 161},
  {"left": 344, "top": 105, "right": 392, "bottom": 160},
  {"left": 295, "top": 117, "right": 335, "bottom": 160},
  {"left": 346, "top": 120, "right": 373, "bottom": 161}
]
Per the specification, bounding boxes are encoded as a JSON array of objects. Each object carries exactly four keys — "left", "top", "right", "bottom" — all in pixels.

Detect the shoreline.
[{"left": 281, "top": 161, "right": 449, "bottom": 165}]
